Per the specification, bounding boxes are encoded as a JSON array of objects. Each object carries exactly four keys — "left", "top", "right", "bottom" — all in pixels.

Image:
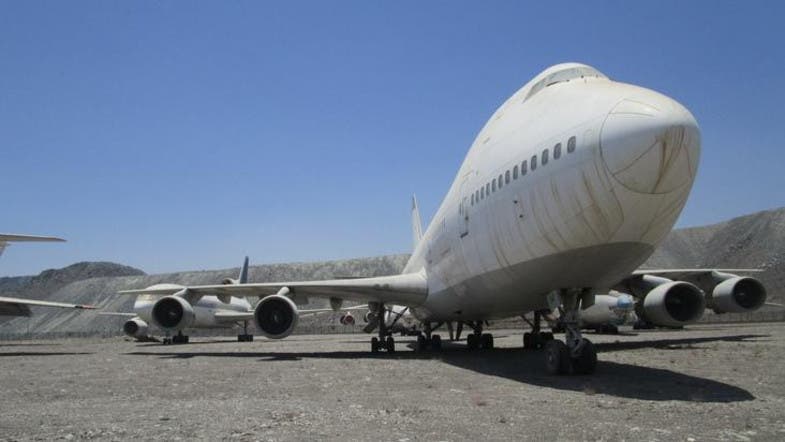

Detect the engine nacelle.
[
  {"left": 363, "top": 311, "right": 375, "bottom": 323},
  {"left": 340, "top": 312, "right": 355, "bottom": 326},
  {"left": 254, "top": 294, "right": 299, "bottom": 339},
  {"left": 642, "top": 280, "right": 705, "bottom": 327},
  {"left": 151, "top": 296, "right": 195, "bottom": 330},
  {"left": 711, "top": 276, "right": 767, "bottom": 313},
  {"left": 123, "top": 318, "right": 149, "bottom": 339}
]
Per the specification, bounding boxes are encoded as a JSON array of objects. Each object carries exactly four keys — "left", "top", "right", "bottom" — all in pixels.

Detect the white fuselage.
[
  {"left": 407, "top": 63, "right": 700, "bottom": 322},
  {"left": 133, "top": 291, "right": 252, "bottom": 329}
]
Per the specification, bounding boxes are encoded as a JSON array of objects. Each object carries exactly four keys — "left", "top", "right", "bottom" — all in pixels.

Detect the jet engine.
[
  {"left": 254, "top": 294, "right": 299, "bottom": 339},
  {"left": 640, "top": 277, "right": 705, "bottom": 327},
  {"left": 151, "top": 296, "right": 195, "bottom": 330},
  {"left": 363, "top": 311, "right": 375, "bottom": 323},
  {"left": 339, "top": 312, "right": 355, "bottom": 325},
  {"left": 710, "top": 275, "right": 767, "bottom": 314},
  {"left": 123, "top": 318, "right": 149, "bottom": 339}
]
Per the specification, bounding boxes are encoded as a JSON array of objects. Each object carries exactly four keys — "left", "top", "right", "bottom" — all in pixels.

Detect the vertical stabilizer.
[
  {"left": 239, "top": 256, "right": 249, "bottom": 284},
  {"left": 411, "top": 195, "right": 423, "bottom": 251}
]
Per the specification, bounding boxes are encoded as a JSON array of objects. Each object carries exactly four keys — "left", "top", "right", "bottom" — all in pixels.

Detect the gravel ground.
[{"left": 1, "top": 323, "right": 784, "bottom": 441}]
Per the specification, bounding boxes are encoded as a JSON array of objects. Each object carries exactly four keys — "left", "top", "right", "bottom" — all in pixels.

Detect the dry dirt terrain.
[{"left": 1, "top": 323, "right": 785, "bottom": 441}]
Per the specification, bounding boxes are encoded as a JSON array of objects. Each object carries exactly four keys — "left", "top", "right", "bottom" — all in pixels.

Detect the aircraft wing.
[
  {"left": 118, "top": 272, "right": 428, "bottom": 306},
  {"left": 629, "top": 269, "right": 762, "bottom": 280},
  {"left": 0, "top": 296, "right": 96, "bottom": 317},
  {"left": 616, "top": 269, "right": 764, "bottom": 296},
  {"left": 98, "top": 311, "right": 137, "bottom": 318},
  {"left": 0, "top": 234, "right": 66, "bottom": 243}
]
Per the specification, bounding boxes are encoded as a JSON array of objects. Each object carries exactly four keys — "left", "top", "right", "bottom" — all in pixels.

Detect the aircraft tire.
[
  {"left": 480, "top": 333, "right": 493, "bottom": 349},
  {"left": 371, "top": 337, "right": 380, "bottom": 353},
  {"left": 416, "top": 334, "right": 427, "bottom": 352},
  {"left": 571, "top": 338, "right": 597, "bottom": 374},
  {"left": 431, "top": 334, "right": 442, "bottom": 351},
  {"left": 545, "top": 340, "right": 571, "bottom": 375},
  {"left": 385, "top": 336, "right": 395, "bottom": 353}
]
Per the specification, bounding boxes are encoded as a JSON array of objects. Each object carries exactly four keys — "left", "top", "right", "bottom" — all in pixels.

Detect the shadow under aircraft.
[{"left": 127, "top": 333, "right": 764, "bottom": 403}]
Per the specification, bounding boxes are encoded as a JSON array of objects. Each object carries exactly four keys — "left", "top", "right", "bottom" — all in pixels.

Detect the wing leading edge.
[
  {"left": 119, "top": 272, "right": 428, "bottom": 306},
  {"left": 0, "top": 296, "right": 96, "bottom": 317}
]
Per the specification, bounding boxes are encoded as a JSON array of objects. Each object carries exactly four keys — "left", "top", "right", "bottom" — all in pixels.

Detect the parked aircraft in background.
[
  {"left": 0, "top": 233, "right": 96, "bottom": 316},
  {"left": 119, "top": 63, "right": 768, "bottom": 374},
  {"left": 550, "top": 293, "right": 635, "bottom": 335},
  {"left": 106, "top": 257, "right": 362, "bottom": 344}
]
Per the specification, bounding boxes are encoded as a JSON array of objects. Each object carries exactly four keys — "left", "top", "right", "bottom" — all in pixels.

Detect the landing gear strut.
[
  {"left": 544, "top": 289, "right": 597, "bottom": 375},
  {"left": 370, "top": 303, "right": 395, "bottom": 353},
  {"left": 238, "top": 320, "right": 254, "bottom": 342},
  {"left": 522, "top": 311, "right": 554, "bottom": 350},
  {"left": 163, "top": 331, "right": 189, "bottom": 345}
]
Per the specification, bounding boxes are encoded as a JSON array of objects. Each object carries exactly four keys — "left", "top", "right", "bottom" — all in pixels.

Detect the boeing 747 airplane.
[{"left": 120, "top": 63, "right": 767, "bottom": 374}]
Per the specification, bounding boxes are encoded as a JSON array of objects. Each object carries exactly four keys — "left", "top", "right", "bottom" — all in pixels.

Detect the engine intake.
[
  {"left": 254, "top": 294, "right": 299, "bottom": 339},
  {"left": 711, "top": 276, "right": 767, "bottom": 313},
  {"left": 123, "top": 318, "right": 149, "bottom": 339},
  {"left": 642, "top": 280, "right": 705, "bottom": 327},
  {"left": 151, "top": 296, "right": 195, "bottom": 330}
]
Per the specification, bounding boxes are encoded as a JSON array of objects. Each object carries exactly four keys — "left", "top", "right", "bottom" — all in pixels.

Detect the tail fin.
[
  {"left": 239, "top": 256, "right": 249, "bottom": 284},
  {"left": 411, "top": 195, "right": 423, "bottom": 251}
]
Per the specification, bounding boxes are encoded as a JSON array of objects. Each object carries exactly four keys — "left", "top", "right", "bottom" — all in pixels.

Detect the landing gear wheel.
[
  {"left": 571, "top": 338, "right": 597, "bottom": 374},
  {"left": 385, "top": 336, "right": 396, "bottom": 353},
  {"left": 172, "top": 333, "right": 189, "bottom": 344},
  {"left": 431, "top": 334, "right": 442, "bottom": 351},
  {"left": 416, "top": 334, "right": 428, "bottom": 352},
  {"left": 523, "top": 332, "right": 532, "bottom": 349},
  {"left": 466, "top": 333, "right": 479, "bottom": 350},
  {"left": 545, "top": 340, "right": 571, "bottom": 375},
  {"left": 163, "top": 337, "right": 172, "bottom": 345},
  {"left": 480, "top": 333, "right": 494, "bottom": 349},
  {"left": 237, "top": 334, "right": 254, "bottom": 342},
  {"left": 371, "top": 337, "right": 380, "bottom": 353}
]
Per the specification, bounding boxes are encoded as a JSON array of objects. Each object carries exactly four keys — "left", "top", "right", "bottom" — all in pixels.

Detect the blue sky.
[{"left": 1, "top": 1, "right": 784, "bottom": 276}]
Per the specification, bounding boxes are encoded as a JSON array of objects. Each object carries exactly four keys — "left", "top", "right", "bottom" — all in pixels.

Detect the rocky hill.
[
  {"left": 1, "top": 207, "right": 784, "bottom": 338},
  {"left": 643, "top": 207, "right": 785, "bottom": 304}
]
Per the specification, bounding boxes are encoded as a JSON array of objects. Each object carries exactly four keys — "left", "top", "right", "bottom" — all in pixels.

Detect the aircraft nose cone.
[{"left": 600, "top": 94, "right": 700, "bottom": 194}]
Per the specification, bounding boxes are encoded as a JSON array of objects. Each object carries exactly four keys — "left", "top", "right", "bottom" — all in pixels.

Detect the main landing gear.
[
  {"left": 522, "top": 311, "right": 555, "bottom": 350},
  {"left": 415, "top": 322, "right": 443, "bottom": 352},
  {"left": 543, "top": 290, "right": 597, "bottom": 375},
  {"left": 464, "top": 321, "right": 494, "bottom": 350},
  {"left": 238, "top": 320, "right": 254, "bottom": 342},
  {"left": 163, "top": 331, "right": 189, "bottom": 345},
  {"left": 370, "top": 303, "right": 395, "bottom": 353}
]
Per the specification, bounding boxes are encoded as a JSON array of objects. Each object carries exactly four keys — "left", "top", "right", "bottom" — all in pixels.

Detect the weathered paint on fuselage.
[{"left": 407, "top": 63, "right": 700, "bottom": 321}]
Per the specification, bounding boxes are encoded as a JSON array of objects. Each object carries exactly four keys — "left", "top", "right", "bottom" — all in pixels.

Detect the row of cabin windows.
[{"left": 470, "top": 135, "right": 577, "bottom": 206}]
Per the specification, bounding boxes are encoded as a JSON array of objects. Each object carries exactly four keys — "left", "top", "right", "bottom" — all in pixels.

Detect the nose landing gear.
[{"left": 543, "top": 289, "right": 597, "bottom": 375}]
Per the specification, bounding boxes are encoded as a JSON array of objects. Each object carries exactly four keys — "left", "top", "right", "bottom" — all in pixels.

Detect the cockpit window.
[{"left": 525, "top": 66, "right": 606, "bottom": 102}]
